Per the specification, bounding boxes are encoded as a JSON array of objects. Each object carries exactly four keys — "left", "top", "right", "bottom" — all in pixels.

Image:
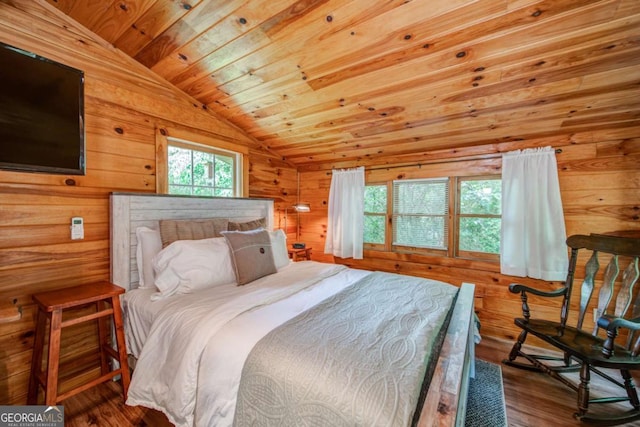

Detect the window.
[
  {"left": 363, "top": 175, "right": 501, "bottom": 261},
  {"left": 364, "top": 184, "right": 387, "bottom": 246},
  {"left": 456, "top": 177, "right": 501, "bottom": 259},
  {"left": 167, "top": 140, "right": 241, "bottom": 197},
  {"left": 393, "top": 178, "right": 449, "bottom": 251}
]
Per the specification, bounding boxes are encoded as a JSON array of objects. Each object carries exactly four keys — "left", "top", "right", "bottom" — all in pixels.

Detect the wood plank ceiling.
[{"left": 47, "top": 0, "right": 640, "bottom": 170}]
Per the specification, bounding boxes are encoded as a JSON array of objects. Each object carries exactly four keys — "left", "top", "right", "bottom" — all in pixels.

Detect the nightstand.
[
  {"left": 28, "top": 281, "right": 130, "bottom": 405},
  {"left": 288, "top": 247, "right": 312, "bottom": 261}
]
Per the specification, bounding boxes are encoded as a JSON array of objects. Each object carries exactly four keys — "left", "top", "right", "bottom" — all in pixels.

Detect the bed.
[{"left": 110, "top": 192, "right": 476, "bottom": 427}]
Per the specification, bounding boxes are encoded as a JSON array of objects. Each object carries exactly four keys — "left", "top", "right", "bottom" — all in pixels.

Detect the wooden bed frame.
[{"left": 109, "top": 192, "right": 475, "bottom": 426}]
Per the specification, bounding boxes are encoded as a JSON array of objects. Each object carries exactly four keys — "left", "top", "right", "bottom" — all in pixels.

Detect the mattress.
[{"left": 122, "top": 261, "right": 456, "bottom": 427}]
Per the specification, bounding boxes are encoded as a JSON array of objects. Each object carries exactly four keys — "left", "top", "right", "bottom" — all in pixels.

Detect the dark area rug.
[{"left": 465, "top": 359, "right": 508, "bottom": 427}]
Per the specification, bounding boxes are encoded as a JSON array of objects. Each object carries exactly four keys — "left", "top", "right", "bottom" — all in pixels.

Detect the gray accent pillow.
[
  {"left": 228, "top": 217, "right": 267, "bottom": 231},
  {"left": 159, "top": 218, "right": 229, "bottom": 248},
  {"left": 221, "top": 229, "right": 277, "bottom": 285}
]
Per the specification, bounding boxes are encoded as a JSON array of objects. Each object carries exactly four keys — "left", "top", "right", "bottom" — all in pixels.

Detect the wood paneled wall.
[
  {"left": 297, "top": 132, "right": 640, "bottom": 346},
  {"left": 0, "top": 1, "right": 296, "bottom": 405}
]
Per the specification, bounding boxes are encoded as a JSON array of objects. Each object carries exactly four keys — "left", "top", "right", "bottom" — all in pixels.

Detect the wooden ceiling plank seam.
[
  {"left": 614, "top": 0, "right": 640, "bottom": 19},
  {"left": 274, "top": 78, "right": 640, "bottom": 159},
  {"left": 296, "top": 0, "right": 498, "bottom": 79},
  {"left": 285, "top": 122, "right": 640, "bottom": 167},
  {"left": 318, "top": 119, "right": 640, "bottom": 165},
  {"left": 302, "top": 0, "right": 606, "bottom": 91},
  {"left": 180, "top": 0, "right": 414, "bottom": 99},
  {"left": 134, "top": 0, "right": 245, "bottom": 68},
  {"left": 151, "top": 0, "right": 298, "bottom": 83},
  {"left": 293, "top": 103, "right": 639, "bottom": 160},
  {"left": 173, "top": 0, "right": 476, "bottom": 102},
  {"left": 114, "top": 0, "right": 204, "bottom": 57},
  {"left": 91, "top": 0, "right": 159, "bottom": 45},
  {"left": 211, "top": 0, "right": 510, "bottom": 103},
  {"left": 217, "top": 2, "right": 631, "bottom": 124},
  {"left": 241, "top": 33, "right": 637, "bottom": 140},
  {"left": 273, "top": 96, "right": 640, "bottom": 157},
  {"left": 226, "top": 11, "right": 640, "bottom": 140},
  {"left": 168, "top": 27, "right": 273, "bottom": 88},
  {"left": 153, "top": 0, "right": 330, "bottom": 86},
  {"left": 65, "top": 0, "right": 115, "bottom": 30}
]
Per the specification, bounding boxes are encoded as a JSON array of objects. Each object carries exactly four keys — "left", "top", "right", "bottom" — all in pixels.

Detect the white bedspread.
[{"left": 126, "top": 261, "right": 370, "bottom": 427}]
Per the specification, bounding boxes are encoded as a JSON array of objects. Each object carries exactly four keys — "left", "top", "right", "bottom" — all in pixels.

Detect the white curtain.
[
  {"left": 501, "top": 147, "right": 568, "bottom": 280},
  {"left": 324, "top": 167, "right": 365, "bottom": 259}
]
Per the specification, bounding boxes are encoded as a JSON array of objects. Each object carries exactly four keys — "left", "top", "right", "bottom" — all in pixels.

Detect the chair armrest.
[
  {"left": 597, "top": 315, "right": 640, "bottom": 332},
  {"left": 509, "top": 283, "right": 567, "bottom": 298},
  {"left": 508, "top": 284, "right": 567, "bottom": 322},
  {"left": 598, "top": 314, "right": 640, "bottom": 358}
]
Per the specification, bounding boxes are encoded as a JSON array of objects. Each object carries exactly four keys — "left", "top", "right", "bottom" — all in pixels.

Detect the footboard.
[{"left": 419, "top": 282, "right": 476, "bottom": 426}]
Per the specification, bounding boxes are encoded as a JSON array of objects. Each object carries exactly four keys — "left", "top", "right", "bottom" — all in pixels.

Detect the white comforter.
[{"left": 125, "top": 261, "right": 371, "bottom": 427}]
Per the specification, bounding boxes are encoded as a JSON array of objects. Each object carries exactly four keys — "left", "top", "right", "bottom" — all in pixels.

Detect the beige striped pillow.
[{"left": 159, "top": 218, "right": 229, "bottom": 248}]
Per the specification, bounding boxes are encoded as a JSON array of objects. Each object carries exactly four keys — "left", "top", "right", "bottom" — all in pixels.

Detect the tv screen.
[{"left": 0, "top": 42, "right": 85, "bottom": 175}]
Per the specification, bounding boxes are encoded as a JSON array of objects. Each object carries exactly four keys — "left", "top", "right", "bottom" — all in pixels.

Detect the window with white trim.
[{"left": 167, "top": 140, "right": 242, "bottom": 197}]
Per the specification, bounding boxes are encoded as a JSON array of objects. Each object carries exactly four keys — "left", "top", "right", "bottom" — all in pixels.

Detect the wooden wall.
[
  {"left": 297, "top": 132, "right": 640, "bottom": 346},
  {"left": 0, "top": 1, "right": 296, "bottom": 405}
]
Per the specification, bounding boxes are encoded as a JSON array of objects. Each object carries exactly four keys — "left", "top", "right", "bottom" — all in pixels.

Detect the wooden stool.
[{"left": 28, "top": 281, "right": 130, "bottom": 405}]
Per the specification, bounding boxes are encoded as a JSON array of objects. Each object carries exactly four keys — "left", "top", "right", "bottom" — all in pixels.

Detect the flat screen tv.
[{"left": 0, "top": 42, "right": 85, "bottom": 175}]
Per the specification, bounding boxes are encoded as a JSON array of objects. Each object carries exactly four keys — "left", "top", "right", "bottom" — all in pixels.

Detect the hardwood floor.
[
  {"left": 477, "top": 336, "right": 640, "bottom": 427},
  {"left": 61, "top": 336, "right": 640, "bottom": 426}
]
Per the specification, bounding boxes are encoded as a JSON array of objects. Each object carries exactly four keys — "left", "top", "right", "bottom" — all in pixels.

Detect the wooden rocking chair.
[{"left": 503, "top": 233, "right": 640, "bottom": 424}]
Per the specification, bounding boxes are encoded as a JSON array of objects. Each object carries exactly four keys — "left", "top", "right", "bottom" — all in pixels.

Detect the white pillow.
[
  {"left": 135, "top": 227, "right": 162, "bottom": 289},
  {"left": 152, "top": 237, "right": 236, "bottom": 299},
  {"left": 269, "top": 229, "right": 291, "bottom": 270}
]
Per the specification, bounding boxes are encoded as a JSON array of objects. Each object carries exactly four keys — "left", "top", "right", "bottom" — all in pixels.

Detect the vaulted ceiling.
[{"left": 48, "top": 0, "right": 640, "bottom": 170}]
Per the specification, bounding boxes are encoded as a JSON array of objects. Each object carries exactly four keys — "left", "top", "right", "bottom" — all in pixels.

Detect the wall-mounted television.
[{"left": 0, "top": 42, "right": 85, "bottom": 175}]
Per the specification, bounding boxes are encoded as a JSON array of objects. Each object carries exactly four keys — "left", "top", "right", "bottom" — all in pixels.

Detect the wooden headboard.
[{"left": 110, "top": 193, "right": 274, "bottom": 291}]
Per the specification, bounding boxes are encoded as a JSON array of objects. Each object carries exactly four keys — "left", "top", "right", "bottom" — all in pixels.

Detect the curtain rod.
[{"left": 324, "top": 148, "right": 563, "bottom": 175}]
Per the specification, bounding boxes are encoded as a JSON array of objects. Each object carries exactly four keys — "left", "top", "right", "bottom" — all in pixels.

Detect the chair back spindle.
[
  {"left": 615, "top": 258, "right": 639, "bottom": 319},
  {"left": 592, "top": 255, "right": 618, "bottom": 336},
  {"left": 577, "top": 251, "right": 599, "bottom": 330}
]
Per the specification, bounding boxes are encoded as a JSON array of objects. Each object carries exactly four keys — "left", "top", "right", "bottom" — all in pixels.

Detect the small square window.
[{"left": 167, "top": 142, "right": 240, "bottom": 197}]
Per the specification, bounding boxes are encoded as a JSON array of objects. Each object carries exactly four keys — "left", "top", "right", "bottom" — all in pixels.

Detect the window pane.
[
  {"left": 215, "top": 188, "right": 233, "bottom": 197},
  {"left": 394, "top": 215, "right": 446, "bottom": 248},
  {"left": 364, "top": 185, "right": 386, "bottom": 213},
  {"left": 394, "top": 180, "right": 447, "bottom": 215},
  {"left": 459, "top": 217, "right": 501, "bottom": 253},
  {"left": 192, "top": 151, "right": 213, "bottom": 186},
  {"left": 168, "top": 147, "right": 192, "bottom": 186},
  {"left": 393, "top": 179, "right": 448, "bottom": 250},
  {"left": 214, "top": 155, "right": 233, "bottom": 189},
  {"left": 364, "top": 215, "right": 385, "bottom": 244},
  {"left": 460, "top": 179, "right": 501, "bottom": 215},
  {"left": 192, "top": 186, "right": 213, "bottom": 196},
  {"left": 168, "top": 185, "right": 192, "bottom": 195}
]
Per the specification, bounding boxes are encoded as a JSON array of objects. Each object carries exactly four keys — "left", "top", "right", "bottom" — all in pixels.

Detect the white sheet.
[{"left": 125, "top": 261, "right": 370, "bottom": 427}]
